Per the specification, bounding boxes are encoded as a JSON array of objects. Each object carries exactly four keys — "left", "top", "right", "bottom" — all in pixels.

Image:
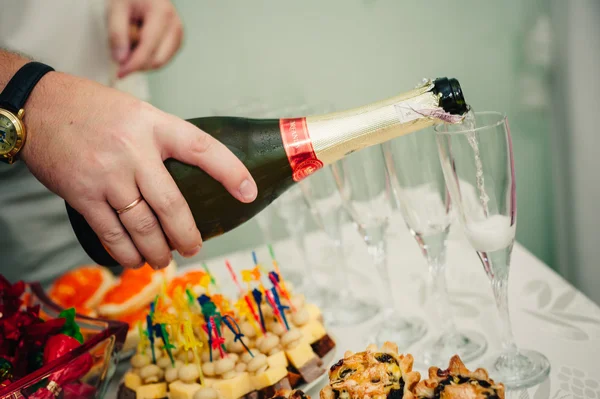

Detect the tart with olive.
[
  {"left": 413, "top": 355, "right": 505, "bottom": 399},
  {"left": 320, "top": 342, "right": 420, "bottom": 399}
]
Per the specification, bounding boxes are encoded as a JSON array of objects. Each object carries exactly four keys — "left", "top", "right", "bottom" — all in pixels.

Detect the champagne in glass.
[{"left": 435, "top": 111, "right": 550, "bottom": 389}]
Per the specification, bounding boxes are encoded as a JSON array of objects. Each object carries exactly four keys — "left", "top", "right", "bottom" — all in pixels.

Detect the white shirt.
[{"left": 0, "top": 0, "right": 149, "bottom": 286}]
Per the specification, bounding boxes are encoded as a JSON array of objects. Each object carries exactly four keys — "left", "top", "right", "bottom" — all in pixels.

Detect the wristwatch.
[{"left": 0, "top": 61, "right": 54, "bottom": 164}]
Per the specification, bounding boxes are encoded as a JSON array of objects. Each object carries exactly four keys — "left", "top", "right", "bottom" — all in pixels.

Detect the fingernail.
[
  {"left": 112, "top": 47, "right": 128, "bottom": 63},
  {"left": 117, "top": 67, "right": 129, "bottom": 79},
  {"left": 239, "top": 179, "right": 257, "bottom": 202},
  {"left": 180, "top": 245, "right": 201, "bottom": 258},
  {"left": 133, "top": 261, "right": 146, "bottom": 269}
]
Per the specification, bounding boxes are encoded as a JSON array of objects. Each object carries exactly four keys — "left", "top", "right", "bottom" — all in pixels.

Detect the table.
[{"left": 107, "top": 214, "right": 600, "bottom": 399}]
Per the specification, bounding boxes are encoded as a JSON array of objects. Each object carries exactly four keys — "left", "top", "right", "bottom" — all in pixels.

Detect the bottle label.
[{"left": 279, "top": 117, "right": 323, "bottom": 181}]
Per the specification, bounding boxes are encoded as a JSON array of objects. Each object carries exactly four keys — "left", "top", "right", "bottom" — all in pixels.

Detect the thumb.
[{"left": 108, "top": 0, "right": 131, "bottom": 63}]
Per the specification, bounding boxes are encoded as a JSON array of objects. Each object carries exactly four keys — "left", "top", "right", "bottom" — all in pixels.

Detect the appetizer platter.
[
  {"left": 114, "top": 340, "right": 505, "bottom": 399},
  {"left": 273, "top": 341, "right": 505, "bottom": 399},
  {"left": 112, "top": 261, "right": 337, "bottom": 399},
  {"left": 45, "top": 249, "right": 338, "bottom": 399}
]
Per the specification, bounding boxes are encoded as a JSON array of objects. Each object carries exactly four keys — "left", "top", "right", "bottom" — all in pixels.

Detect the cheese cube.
[
  {"left": 304, "top": 303, "right": 322, "bottom": 321},
  {"left": 213, "top": 372, "right": 253, "bottom": 399},
  {"left": 250, "top": 366, "right": 288, "bottom": 391},
  {"left": 300, "top": 319, "right": 326, "bottom": 344},
  {"left": 267, "top": 350, "right": 288, "bottom": 369},
  {"left": 169, "top": 381, "right": 202, "bottom": 399},
  {"left": 285, "top": 342, "right": 316, "bottom": 369},
  {"left": 134, "top": 382, "right": 167, "bottom": 399},
  {"left": 124, "top": 371, "right": 142, "bottom": 390}
]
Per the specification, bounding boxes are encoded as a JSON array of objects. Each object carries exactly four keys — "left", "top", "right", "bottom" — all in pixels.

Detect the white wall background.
[{"left": 550, "top": 0, "right": 600, "bottom": 304}]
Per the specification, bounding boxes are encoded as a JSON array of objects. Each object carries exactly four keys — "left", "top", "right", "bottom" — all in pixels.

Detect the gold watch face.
[{"left": 0, "top": 110, "right": 24, "bottom": 158}]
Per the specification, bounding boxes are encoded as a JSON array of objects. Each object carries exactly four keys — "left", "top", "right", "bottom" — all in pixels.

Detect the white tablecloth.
[{"left": 108, "top": 214, "right": 600, "bottom": 399}]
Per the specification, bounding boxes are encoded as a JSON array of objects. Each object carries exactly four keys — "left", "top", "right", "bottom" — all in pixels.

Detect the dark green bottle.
[{"left": 66, "top": 77, "right": 467, "bottom": 267}]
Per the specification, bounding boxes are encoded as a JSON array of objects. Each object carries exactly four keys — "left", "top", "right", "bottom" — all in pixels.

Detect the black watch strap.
[{"left": 0, "top": 61, "right": 54, "bottom": 113}]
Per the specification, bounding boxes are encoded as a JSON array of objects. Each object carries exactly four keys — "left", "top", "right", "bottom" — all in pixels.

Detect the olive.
[
  {"left": 375, "top": 353, "right": 394, "bottom": 363},
  {"left": 386, "top": 388, "right": 402, "bottom": 399},
  {"left": 330, "top": 359, "right": 343, "bottom": 372},
  {"left": 339, "top": 368, "right": 354, "bottom": 379},
  {"left": 479, "top": 380, "right": 491, "bottom": 388}
]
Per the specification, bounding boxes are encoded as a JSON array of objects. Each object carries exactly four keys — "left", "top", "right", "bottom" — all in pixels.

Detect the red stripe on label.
[{"left": 280, "top": 117, "right": 323, "bottom": 182}]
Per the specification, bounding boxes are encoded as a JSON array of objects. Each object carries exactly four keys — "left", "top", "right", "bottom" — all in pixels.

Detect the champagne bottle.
[{"left": 66, "top": 77, "right": 468, "bottom": 267}]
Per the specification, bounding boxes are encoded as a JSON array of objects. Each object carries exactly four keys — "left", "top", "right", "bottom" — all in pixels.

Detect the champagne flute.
[
  {"left": 435, "top": 111, "right": 550, "bottom": 389},
  {"left": 273, "top": 185, "right": 332, "bottom": 309},
  {"left": 331, "top": 145, "right": 427, "bottom": 347},
  {"left": 299, "top": 167, "right": 379, "bottom": 326},
  {"left": 382, "top": 126, "right": 487, "bottom": 366}
]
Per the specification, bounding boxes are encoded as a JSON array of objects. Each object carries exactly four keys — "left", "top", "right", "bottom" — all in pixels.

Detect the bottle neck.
[{"left": 278, "top": 80, "right": 465, "bottom": 182}]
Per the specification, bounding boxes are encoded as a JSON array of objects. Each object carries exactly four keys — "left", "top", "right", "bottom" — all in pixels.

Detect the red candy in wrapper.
[
  {"left": 43, "top": 334, "right": 83, "bottom": 365},
  {"left": 30, "top": 308, "right": 93, "bottom": 398},
  {"left": 62, "top": 381, "right": 97, "bottom": 399},
  {"left": 0, "top": 275, "right": 25, "bottom": 319},
  {"left": 29, "top": 351, "right": 93, "bottom": 399}
]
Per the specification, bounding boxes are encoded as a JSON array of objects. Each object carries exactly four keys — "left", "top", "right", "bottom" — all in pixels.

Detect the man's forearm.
[
  {"left": 0, "top": 49, "right": 32, "bottom": 91},
  {"left": 0, "top": 48, "right": 75, "bottom": 167}
]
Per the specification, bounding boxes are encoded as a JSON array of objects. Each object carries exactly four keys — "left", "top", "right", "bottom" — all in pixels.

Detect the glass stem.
[
  {"left": 365, "top": 227, "right": 401, "bottom": 318},
  {"left": 491, "top": 276, "right": 518, "bottom": 354},
  {"left": 479, "top": 249, "right": 518, "bottom": 354},
  {"left": 331, "top": 209, "right": 352, "bottom": 300},
  {"left": 426, "top": 246, "right": 457, "bottom": 339}
]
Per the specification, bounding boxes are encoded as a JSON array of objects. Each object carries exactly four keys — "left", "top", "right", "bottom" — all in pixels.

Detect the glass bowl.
[{"left": 0, "top": 282, "right": 128, "bottom": 399}]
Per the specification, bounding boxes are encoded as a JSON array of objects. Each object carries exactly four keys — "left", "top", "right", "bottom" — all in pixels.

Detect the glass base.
[
  {"left": 416, "top": 330, "right": 487, "bottom": 368},
  {"left": 484, "top": 349, "right": 551, "bottom": 390},
  {"left": 368, "top": 315, "right": 427, "bottom": 350},
  {"left": 323, "top": 296, "right": 380, "bottom": 327}
]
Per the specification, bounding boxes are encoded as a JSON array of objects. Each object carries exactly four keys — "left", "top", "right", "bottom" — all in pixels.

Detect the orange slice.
[
  {"left": 166, "top": 270, "right": 207, "bottom": 297},
  {"left": 119, "top": 306, "right": 150, "bottom": 328},
  {"left": 48, "top": 265, "right": 114, "bottom": 314},
  {"left": 97, "top": 259, "right": 176, "bottom": 318}
]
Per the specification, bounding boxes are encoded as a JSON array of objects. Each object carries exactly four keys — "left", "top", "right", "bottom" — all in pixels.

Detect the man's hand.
[
  {"left": 108, "top": 0, "right": 183, "bottom": 79},
  {"left": 19, "top": 70, "right": 258, "bottom": 270}
]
